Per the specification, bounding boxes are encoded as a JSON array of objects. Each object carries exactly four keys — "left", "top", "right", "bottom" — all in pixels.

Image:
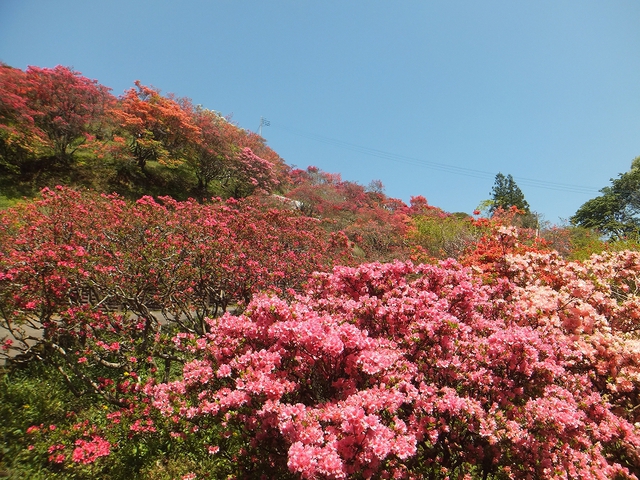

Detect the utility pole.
[{"left": 258, "top": 117, "right": 270, "bottom": 136}]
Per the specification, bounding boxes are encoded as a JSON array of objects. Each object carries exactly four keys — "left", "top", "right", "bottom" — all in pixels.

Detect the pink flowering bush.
[{"left": 140, "top": 257, "right": 640, "bottom": 479}]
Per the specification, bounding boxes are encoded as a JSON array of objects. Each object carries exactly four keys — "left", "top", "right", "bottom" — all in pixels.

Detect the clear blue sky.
[{"left": 2, "top": 1, "right": 639, "bottom": 223}]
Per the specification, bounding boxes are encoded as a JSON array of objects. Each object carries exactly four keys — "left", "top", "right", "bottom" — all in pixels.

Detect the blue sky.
[{"left": 1, "top": 1, "right": 639, "bottom": 223}]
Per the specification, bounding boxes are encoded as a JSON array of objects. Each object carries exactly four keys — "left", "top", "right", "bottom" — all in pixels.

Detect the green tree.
[
  {"left": 571, "top": 156, "right": 640, "bottom": 240},
  {"left": 489, "top": 173, "right": 530, "bottom": 215},
  {"left": 409, "top": 211, "right": 482, "bottom": 260}
]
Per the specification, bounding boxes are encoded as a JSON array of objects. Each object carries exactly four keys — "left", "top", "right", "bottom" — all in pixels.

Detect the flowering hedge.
[
  {"left": 137, "top": 254, "right": 640, "bottom": 478},
  {"left": 0, "top": 187, "right": 351, "bottom": 402},
  {"left": 2, "top": 189, "right": 640, "bottom": 479}
]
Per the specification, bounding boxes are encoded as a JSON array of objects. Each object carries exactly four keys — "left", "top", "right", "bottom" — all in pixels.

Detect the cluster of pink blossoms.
[
  {"left": 143, "top": 256, "right": 640, "bottom": 479},
  {"left": 71, "top": 435, "right": 111, "bottom": 464}
]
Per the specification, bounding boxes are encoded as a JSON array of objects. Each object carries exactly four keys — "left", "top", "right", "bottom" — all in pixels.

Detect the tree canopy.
[
  {"left": 488, "top": 172, "right": 530, "bottom": 215},
  {"left": 571, "top": 157, "right": 640, "bottom": 240},
  {"left": 0, "top": 64, "right": 289, "bottom": 203}
]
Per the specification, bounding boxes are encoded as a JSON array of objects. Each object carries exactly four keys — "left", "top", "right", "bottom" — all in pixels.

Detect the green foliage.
[
  {"left": 540, "top": 224, "right": 640, "bottom": 261},
  {"left": 0, "top": 362, "right": 76, "bottom": 478},
  {"left": 0, "top": 195, "right": 21, "bottom": 210},
  {"left": 565, "top": 226, "right": 611, "bottom": 261},
  {"left": 409, "top": 211, "right": 482, "bottom": 260},
  {"left": 572, "top": 156, "right": 640, "bottom": 240},
  {"left": 0, "top": 360, "right": 239, "bottom": 479}
]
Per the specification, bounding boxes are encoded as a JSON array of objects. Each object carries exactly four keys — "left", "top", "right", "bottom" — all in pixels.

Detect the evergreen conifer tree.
[{"left": 489, "top": 173, "right": 530, "bottom": 214}]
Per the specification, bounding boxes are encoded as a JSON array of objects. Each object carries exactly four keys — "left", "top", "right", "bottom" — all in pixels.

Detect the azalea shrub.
[
  {"left": 0, "top": 64, "right": 116, "bottom": 167},
  {"left": 23, "top": 249, "right": 640, "bottom": 478},
  {"left": 129, "top": 253, "right": 639, "bottom": 479},
  {"left": 2, "top": 190, "right": 640, "bottom": 479},
  {"left": 286, "top": 166, "right": 411, "bottom": 262},
  {"left": 0, "top": 64, "right": 291, "bottom": 204},
  {"left": 0, "top": 187, "right": 351, "bottom": 405}
]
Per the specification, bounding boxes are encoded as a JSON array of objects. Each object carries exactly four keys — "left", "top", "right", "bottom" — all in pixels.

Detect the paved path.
[{"left": 0, "top": 320, "right": 43, "bottom": 366}]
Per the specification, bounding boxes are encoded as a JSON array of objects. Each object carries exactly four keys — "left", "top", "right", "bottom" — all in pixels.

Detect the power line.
[{"left": 274, "top": 123, "right": 601, "bottom": 196}]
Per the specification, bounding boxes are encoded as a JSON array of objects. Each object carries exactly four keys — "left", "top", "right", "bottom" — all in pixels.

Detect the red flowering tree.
[
  {"left": 23, "top": 65, "right": 115, "bottom": 164},
  {"left": 223, "top": 147, "right": 281, "bottom": 197},
  {"left": 458, "top": 206, "right": 551, "bottom": 274},
  {"left": 285, "top": 167, "right": 410, "bottom": 261},
  {"left": 0, "top": 64, "right": 44, "bottom": 170},
  {"left": 188, "top": 108, "right": 284, "bottom": 199},
  {"left": 188, "top": 107, "right": 235, "bottom": 193},
  {"left": 0, "top": 64, "right": 115, "bottom": 169},
  {"left": 112, "top": 82, "right": 201, "bottom": 171}
]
